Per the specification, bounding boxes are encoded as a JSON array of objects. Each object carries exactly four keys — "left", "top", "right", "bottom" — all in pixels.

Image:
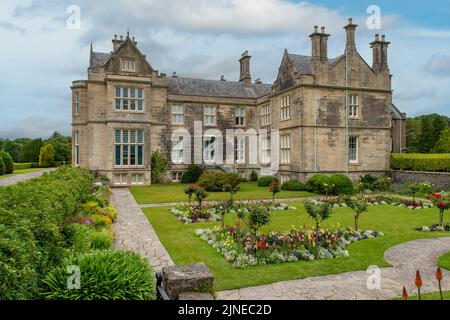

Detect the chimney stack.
[
  {"left": 343, "top": 17, "right": 358, "bottom": 52},
  {"left": 112, "top": 34, "right": 125, "bottom": 51},
  {"left": 320, "top": 26, "right": 330, "bottom": 62},
  {"left": 309, "top": 26, "right": 321, "bottom": 61},
  {"left": 239, "top": 51, "right": 251, "bottom": 86},
  {"left": 370, "top": 33, "right": 390, "bottom": 73}
]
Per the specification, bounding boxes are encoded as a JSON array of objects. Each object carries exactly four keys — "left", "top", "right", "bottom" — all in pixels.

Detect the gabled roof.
[
  {"left": 90, "top": 52, "right": 110, "bottom": 68},
  {"left": 391, "top": 103, "right": 406, "bottom": 120},
  {"left": 287, "top": 54, "right": 312, "bottom": 74},
  {"left": 167, "top": 77, "right": 272, "bottom": 98}
]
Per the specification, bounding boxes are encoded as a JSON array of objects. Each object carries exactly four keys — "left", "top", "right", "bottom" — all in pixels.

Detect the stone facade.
[{"left": 72, "top": 20, "right": 406, "bottom": 186}]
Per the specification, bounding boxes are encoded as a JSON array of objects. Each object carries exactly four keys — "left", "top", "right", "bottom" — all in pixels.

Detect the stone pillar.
[
  {"left": 239, "top": 51, "right": 252, "bottom": 86},
  {"left": 162, "top": 263, "right": 215, "bottom": 300},
  {"left": 343, "top": 18, "right": 358, "bottom": 52}
]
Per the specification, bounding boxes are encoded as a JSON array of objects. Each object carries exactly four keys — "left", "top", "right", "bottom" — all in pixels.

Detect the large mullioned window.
[
  {"left": 281, "top": 96, "right": 290, "bottom": 120},
  {"left": 115, "top": 87, "right": 144, "bottom": 111},
  {"left": 280, "top": 135, "right": 290, "bottom": 164},
  {"left": 115, "top": 129, "right": 144, "bottom": 166},
  {"left": 171, "top": 105, "right": 184, "bottom": 125},
  {"left": 349, "top": 136, "right": 359, "bottom": 163},
  {"left": 204, "top": 106, "right": 216, "bottom": 126},
  {"left": 349, "top": 95, "right": 359, "bottom": 118},
  {"left": 171, "top": 136, "right": 184, "bottom": 164},
  {"left": 261, "top": 105, "right": 271, "bottom": 126},
  {"left": 235, "top": 107, "right": 245, "bottom": 126}
]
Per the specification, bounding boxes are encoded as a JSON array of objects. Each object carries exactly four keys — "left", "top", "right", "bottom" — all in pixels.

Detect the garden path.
[
  {"left": 0, "top": 168, "right": 56, "bottom": 187},
  {"left": 111, "top": 188, "right": 174, "bottom": 272},
  {"left": 217, "top": 237, "right": 450, "bottom": 300}
]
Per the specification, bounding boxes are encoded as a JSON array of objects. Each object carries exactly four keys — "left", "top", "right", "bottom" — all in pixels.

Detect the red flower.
[
  {"left": 436, "top": 193, "right": 442, "bottom": 199},
  {"left": 402, "top": 287, "right": 408, "bottom": 300},
  {"left": 415, "top": 270, "right": 423, "bottom": 288},
  {"left": 256, "top": 240, "right": 267, "bottom": 250},
  {"left": 439, "top": 201, "right": 445, "bottom": 208},
  {"left": 426, "top": 196, "right": 431, "bottom": 200},
  {"left": 436, "top": 267, "right": 443, "bottom": 281}
]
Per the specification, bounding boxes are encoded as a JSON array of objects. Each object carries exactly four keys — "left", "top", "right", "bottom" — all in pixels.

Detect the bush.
[
  {"left": 391, "top": 153, "right": 450, "bottom": 172},
  {"left": 13, "top": 163, "right": 32, "bottom": 170},
  {"left": 373, "top": 176, "right": 391, "bottom": 191},
  {"left": 42, "top": 250, "right": 156, "bottom": 300},
  {"left": 329, "top": 174, "right": 354, "bottom": 195},
  {"left": 1, "top": 151, "right": 14, "bottom": 174},
  {"left": 257, "top": 176, "right": 278, "bottom": 187},
  {"left": 250, "top": 170, "right": 258, "bottom": 182},
  {"left": 39, "top": 144, "right": 55, "bottom": 167},
  {"left": 151, "top": 149, "right": 167, "bottom": 183},
  {"left": 281, "top": 180, "right": 307, "bottom": 191},
  {"left": 89, "top": 231, "right": 113, "bottom": 250},
  {"left": 359, "top": 174, "right": 391, "bottom": 192},
  {"left": 198, "top": 171, "right": 241, "bottom": 192},
  {"left": 306, "top": 174, "right": 331, "bottom": 194},
  {"left": 62, "top": 223, "right": 92, "bottom": 254},
  {"left": 0, "top": 157, "right": 5, "bottom": 175},
  {"left": 180, "top": 164, "right": 204, "bottom": 183}
]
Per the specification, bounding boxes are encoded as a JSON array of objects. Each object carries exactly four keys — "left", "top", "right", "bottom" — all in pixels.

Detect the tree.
[
  {"left": 0, "top": 151, "right": 14, "bottom": 174},
  {"left": 19, "top": 139, "right": 43, "bottom": 163},
  {"left": 0, "top": 157, "right": 5, "bottom": 175},
  {"left": 246, "top": 205, "right": 271, "bottom": 239},
  {"left": 150, "top": 149, "right": 167, "bottom": 183},
  {"left": 304, "top": 201, "right": 334, "bottom": 231},
  {"left": 433, "top": 128, "right": 450, "bottom": 153},
  {"left": 39, "top": 144, "right": 55, "bottom": 167},
  {"left": 3, "top": 139, "right": 25, "bottom": 162},
  {"left": 344, "top": 198, "right": 368, "bottom": 231},
  {"left": 269, "top": 181, "right": 281, "bottom": 202}
]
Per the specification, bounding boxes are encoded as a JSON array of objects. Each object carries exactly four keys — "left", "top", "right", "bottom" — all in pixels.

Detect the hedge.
[
  {"left": 257, "top": 176, "right": 279, "bottom": 187},
  {"left": 281, "top": 180, "right": 307, "bottom": 191},
  {"left": 391, "top": 153, "right": 450, "bottom": 172},
  {"left": 13, "top": 163, "right": 32, "bottom": 170},
  {"left": 198, "top": 171, "right": 241, "bottom": 192}
]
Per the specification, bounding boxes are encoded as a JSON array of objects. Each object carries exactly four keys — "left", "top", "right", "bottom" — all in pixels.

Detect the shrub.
[
  {"left": 281, "top": 180, "right": 307, "bottom": 191},
  {"left": 1, "top": 151, "right": 14, "bottom": 174},
  {"left": 373, "top": 176, "right": 391, "bottom": 191},
  {"left": 344, "top": 198, "right": 368, "bottom": 231},
  {"left": 359, "top": 174, "right": 378, "bottom": 190},
  {"left": 62, "top": 223, "right": 92, "bottom": 254},
  {"left": 304, "top": 201, "right": 334, "bottom": 231},
  {"left": 13, "top": 163, "right": 32, "bottom": 170},
  {"left": 150, "top": 149, "right": 167, "bottom": 183},
  {"left": 39, "top": 144, "right": 55, "bottom": 167},
  {"left": 329, "top": 174, "right": 355, "bottom": 195},
  {"left": 250, "top": 170, "right": 258, "bottom": 182},
  {"left": 257, "top": 176, "right": 278, "bottom": 187},
  {"left": 306, "top": 174, "right": 331, "bottom": 194},
  {"left": 359, "top": 174, "right": 391, "bottom": 191},
  {"left": 0, "top": 157, "right": 5, "bottom": 175},
  {"left": 198, "top": 171, "right": 240, "bottom": 192},
  {"left": 42, "top": 250, "right": 156, "bottom": 300},
  {"left": 180, "top": 164, "right": 204, "bottom": 183},
  {"left": 391, "top": 153, "right": 450, "bottom": 172},
  {"left": 246, "top": 205, "right": 271, "bottom": 238},
  {"left": 89, "top": 231, "right": 113, "bottom": 250}
]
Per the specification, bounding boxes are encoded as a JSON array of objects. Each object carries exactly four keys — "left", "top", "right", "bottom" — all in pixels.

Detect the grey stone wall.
[{"left": 389, "top": 170, "right": 450, "bottom": 189}]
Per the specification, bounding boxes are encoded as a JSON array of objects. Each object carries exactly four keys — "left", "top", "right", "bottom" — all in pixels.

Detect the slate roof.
[
  {"left": 287, "top": 54, "right": 312, "bottom": 74},
  {"left": 90, "top": 52, "right": 110, "bottom": 68},
  {"left": 167, "top": 77, "right": 272, "bottom": 98},
  {"left": 391, "top": 103, "right": 406, "bottom": 120}
]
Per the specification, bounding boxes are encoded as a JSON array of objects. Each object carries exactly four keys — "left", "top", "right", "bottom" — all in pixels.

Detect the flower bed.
[
  {"left": 196, "top": 226, "right": 383, "bottom": 268},
  {"left": 419, "top": 224, "right": 450, "bottom": 232},
  {"left": 319, "top": 194, "right": 434, "bottom": 210},
  {"left": 171, "top": 200, "right": 293, "bottom": 223}
]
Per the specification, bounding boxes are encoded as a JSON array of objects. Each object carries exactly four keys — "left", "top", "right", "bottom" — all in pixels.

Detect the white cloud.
[{"left": 424, "top": 54, "right": 450, "bottom": 77}]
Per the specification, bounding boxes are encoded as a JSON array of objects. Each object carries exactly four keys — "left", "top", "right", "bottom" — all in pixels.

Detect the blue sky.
[{"left": 0, "top": 0, "right": 449, "bottom": 138}]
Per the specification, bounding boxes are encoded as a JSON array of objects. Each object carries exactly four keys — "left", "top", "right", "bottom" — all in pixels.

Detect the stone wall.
[{"left": 389, "top": 170, "right": 450, "bottom": 189}]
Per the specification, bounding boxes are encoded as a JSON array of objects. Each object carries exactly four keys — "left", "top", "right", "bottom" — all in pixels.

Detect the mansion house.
[{"left": 71, "top": 18, "right": 406, "bottom": 186}]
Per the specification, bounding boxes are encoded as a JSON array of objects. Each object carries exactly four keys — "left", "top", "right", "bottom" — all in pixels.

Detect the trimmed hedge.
[
  {"left": 281, "top": 180, "right": 307, "bottom": 191},
  {"left": 42, "top": 250, "right": 156, "bottom": 300},
  {"left": 14, "top": 163, "right": 32, "bottom": 170},
  {"left": 198, "top": 171, "right": 241, "bottom": 192},
  {"left": 391, "top": 153, "right": 450, "bottom": 172},
  {"left": 257, "top": 176, "right": 279, "bottom": 187}
]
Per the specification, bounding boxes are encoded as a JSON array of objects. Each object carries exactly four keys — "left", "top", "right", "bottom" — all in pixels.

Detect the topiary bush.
[
  {"left": 306, "top": 174, "right": 331, "bottom": 194},
  {"left": 257, "top": 176, "right": 278, "bottom": 187},
  {"left": 329, "top": 174, "right": 355, "bottom": 195},
  {"left": 281, "top": 180, "right": 307, "bottom": 191},
  {"left": 180, "top": 164, "right": 204, "bottom": 183},
  {"left": 42, "top": 250, "right": 156, "bottom": 300},
  {"left": 198, "top": 171, "right": 240, "bottom": 192},
  {"left": 1, "top": 151, "right": 14, "bottom": 174}
]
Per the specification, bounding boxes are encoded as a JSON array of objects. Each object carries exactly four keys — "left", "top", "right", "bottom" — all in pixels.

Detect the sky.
[{"left": 0, "top": 0, "right": 449, "bottom": 139}]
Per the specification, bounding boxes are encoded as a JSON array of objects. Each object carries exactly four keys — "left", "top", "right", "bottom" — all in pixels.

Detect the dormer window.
[{"left": 121, "top": 58, "right": 136, "bottom": 72}]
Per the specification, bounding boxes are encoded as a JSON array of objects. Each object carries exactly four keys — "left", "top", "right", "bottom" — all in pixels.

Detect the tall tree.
[
  {"left": 19, "top": 139, "right": 43, "bottom": 163},
  {"left": 433, "top": 128, "right": 450, "bottom": 153}
]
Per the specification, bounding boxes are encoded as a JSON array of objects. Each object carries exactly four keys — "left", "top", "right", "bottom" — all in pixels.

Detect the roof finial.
[
  {"left": 126, "top": 29, "right": 130, "bottom": 39},
  {"left": 90, "top": 42, "right": 93, "bottom": 52}
]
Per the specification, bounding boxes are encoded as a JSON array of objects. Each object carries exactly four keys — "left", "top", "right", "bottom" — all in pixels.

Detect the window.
[
  {"left": 121, "top": 58, "right": 136, "bottom": 72},
  {"left": 261, "top": 137, "right": 271, "bottom": 163},
  {"left": 235, "top": 107, "right": 245, "bottom": 126},
  {"left": 261, "top": 105, "right": 271, "bottom": 126},
  {"left": 349, "top": 136, "right": 359, "bottom": 163},
  {"left": 171, "top": 136, "right": 184, "bottom": 164},
  {"left": 115, "top": 87, "right": 144, "bottom": 112},
  {"left": 280, "top": 135, "right": 290, "bottom": 164},
  {"left": 171, "top": 172, "right": 183, "bottom": 183},
  {"left": 204, "top": 106, "right": 216, "bottom": 126},
  {"left": 74, "top": 131, "right": 80, "bottom": 165},
  {"left": 114, "top": 129, "right": 144, "bottom": 167},
  {"left": 131, "top": 174, "right": 144, "bottom": 185},
  {"left": 171, "top": 105, "right": 184, "bottom": 125},
  {"left": 235, "top": 137, "right": 245, "bottom": 163},
  {"left": 203, "top": 136, "right": 216, "bottom": 163},
  {"left": 349, "top": 95, "right": 359, "bottom": 118},
  {"left": 281, "top": 96, "right": 290, "bottom": 120},
  {"left": 114, "top": 174, "right": 128, "bottom": 185},
  {"left": 75, "top": 92, "right": 79, "bottom": 114}
]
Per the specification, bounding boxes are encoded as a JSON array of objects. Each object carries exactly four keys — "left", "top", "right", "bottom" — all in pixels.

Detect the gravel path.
[{"left": 0, "top": 168, "right": 56, "bottom": 186}]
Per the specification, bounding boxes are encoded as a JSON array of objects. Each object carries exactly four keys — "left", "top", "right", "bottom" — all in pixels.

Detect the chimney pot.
[
  {"left": 239, "top": 51, "right": 251, "bottom": 85},
  {"left": 375, "top": 34, "right": 380, "bottom": 41},
  {"left": 348, "top": 17, "right": 353, "bottom": 24},
  {"left": 314, "top": 25, "right": 318, "bottom": 33},
  {"left": 220, "top": 75, "right": 226, "bottom": 81},
  {"left": 172, "top": 71, "right": 177, "bottom": 78},
  {"left": 120, "top": 35, "right": 123, "bottom": 40},
  {"left": 114, "top": 34, "right": 117, "bottom": 40},
  {"left": 381, "top": 34, "right": 386, "bottom": 41},
  {"left": 321, "top": 26, "right": 325, "bottom": 33}
]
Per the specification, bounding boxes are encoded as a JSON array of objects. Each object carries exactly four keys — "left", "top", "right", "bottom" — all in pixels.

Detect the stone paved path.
[
  {"left": 139, "top": 196, "right": 324, "bottom": 208},
  {"left": 111, "top": 188, "right": 174, "bottom": 272},
  {"left": 217, "top": 237, "right": 450, "bottom": 300},
  {"left": 0, "top": 168, "right": 56, "bottom": 187}
]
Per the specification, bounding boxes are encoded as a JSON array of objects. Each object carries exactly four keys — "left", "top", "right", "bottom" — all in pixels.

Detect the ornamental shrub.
[
  {"left": 391, "top": 153, "right": 450, "bottom": 172},
  {"left": 42, "top": 250, "right": 156, "bottom": 300},
  {"left": 180, "top": 164, "right": 204, "bottom": 183},
  {"left": 1, "top": 151, "right": 14, "bottom": 174},
  {"left": 257, "top": 176, "right": 278, "bottom": 187},
  {"left": 329, "top": 174, "right": 355, "bottom": 195},
  {"left": 306, "top": 174, "right": 331, "bottom": 194},
  {"left": 198, "top": 171, "right": 240, "bottom": 192},
  {"left": 0, "top": 157, "right": 5, "bottom": 175},
  {"left": 89, "top": 231, "right": 113, "bottom": 250},
  {"left": 39, "top": 143, "right": 55, "bottom": 167},
  {"left": 281, "top": 180, "right": 307, "bottom": 191},
  {"left": 150, "top": 149, "right": 167, "bottom": 183},
  {"left": 249, "top": 170, "right": 259, "bottom": 182}
]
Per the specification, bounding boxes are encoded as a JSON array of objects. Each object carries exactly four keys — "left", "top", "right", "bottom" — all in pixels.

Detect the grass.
[
  {"left": 143, "top": 203, "right": 450, "bottom": 291},
  {"left": 0, "top": 168, "right": 47, "bottom": 179},
  {"left": 438, "top": 252, "right": 450, "bottom": 270},
  {"left": 130, "top": 182, "right": 316, "bottom": 204}
]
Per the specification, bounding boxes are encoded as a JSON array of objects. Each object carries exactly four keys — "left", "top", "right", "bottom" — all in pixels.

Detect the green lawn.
[
  {"left": 130, "top": 182, "right": 316, "bottom": 204},
  {"left": 143, "top": 203, "right": 450, "bottom": 291},
  {"left": 0, "top": 168, "right": 47, "bottom": 179}
]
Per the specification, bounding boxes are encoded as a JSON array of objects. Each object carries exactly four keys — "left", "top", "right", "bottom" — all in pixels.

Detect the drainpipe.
[
  {"left": 344, "top": 46, "right": 349, "bottom": 175},
  {"left": 314, "top": 84, "right": 318, "bottom": 173}
]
